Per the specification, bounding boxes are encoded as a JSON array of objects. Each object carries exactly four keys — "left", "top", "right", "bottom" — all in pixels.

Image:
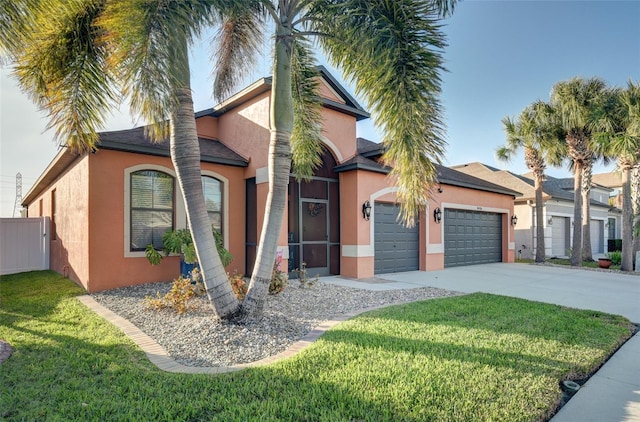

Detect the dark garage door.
[
  {"left": 444, "top": 209, "right": 502, "bottom": 267},
  {"left": 374, "top": 203, "right": 419, "bottom": 274}
]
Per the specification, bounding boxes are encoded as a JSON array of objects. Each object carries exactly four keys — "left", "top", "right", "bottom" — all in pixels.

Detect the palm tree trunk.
[
  {"left": 620, "top": 165, "right": 634, "bottom": 271},
  {"left": 632, "top": 164, "right": 640, "bottom": 270},
  {"left": 170, "top": 34, "right": 239, "bottom": 318},
  {"left": 239, "top": 20, "right": 294, "bottom": 321},
  {"left": 534, "top": 174, "right": 546, "bottom": 262},
  {"left": 570, "top": 161, "right": 583, "bottom": 266},
  {"left": 581, "top": 157, "right": 593, "bottom": 261}
]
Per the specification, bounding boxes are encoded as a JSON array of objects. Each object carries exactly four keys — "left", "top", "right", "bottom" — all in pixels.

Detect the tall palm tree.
[
  {"left": 2, "top": 0, "right": 457, "bottom": 320},
  {"left": 550, "top": 77, "right": 608, "bottom": 267},
  {"left": 497, "top": 100, "right": 565, "bottom": 263},
  {"left": 632, "top": 164, "right": 640, "bottom": 265},
  {"left": 595, "top": 81, "right": 640, "bottom": 271}
]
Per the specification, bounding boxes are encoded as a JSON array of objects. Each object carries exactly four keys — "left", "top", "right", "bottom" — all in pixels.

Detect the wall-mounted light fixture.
[
  {"left": 511, "top": 215, "right": 518, "bottom": 226},
  {"left": 362, "top": 200, "right": 372, "bottom": 221},
  {"left": 433, "top": 207, "right": 442, "bottom": 223},
  {"left": 604, "top": 222, "right": 610, "bottom": 228},
  {"left": 547, "top": 217, "right": 553, "bottom": 225},
  {"left": 438, "top": 185, "right": 443, "bottom": 193}
]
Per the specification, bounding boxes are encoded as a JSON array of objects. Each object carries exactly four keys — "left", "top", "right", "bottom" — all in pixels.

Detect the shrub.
[
  {"left": 294, "top": 262, "right": 318, "bottom": 288},
  {"left": 229, "top": 272, "right": 248, "bottom": 300},
  {"left": 143, "top": 274, "right": 205, "bottom": 314},
  {"left": 606, "top": 250, "right": 622, "bottom": 266},
  {"left": 270, "top": 267, "right": 288, "bottom": 295}
]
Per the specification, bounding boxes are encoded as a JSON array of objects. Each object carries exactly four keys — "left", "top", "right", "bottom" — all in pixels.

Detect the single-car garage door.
[
  {"left": 374, "top": 203, "right": 419, "bottom": 274},
  {"left": 444, "top": 209, "right": 502, "bottom": 267},
  {"left": 551, "top": 216, "right": 568, "bottom": 257}
]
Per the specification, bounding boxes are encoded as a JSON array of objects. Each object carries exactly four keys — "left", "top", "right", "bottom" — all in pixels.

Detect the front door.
[
  {"left": 300, "top": 199, "right": 330, "bottom": 275},
  {"left": 287, "top": 149, "right": 340, "bottom": 277}
]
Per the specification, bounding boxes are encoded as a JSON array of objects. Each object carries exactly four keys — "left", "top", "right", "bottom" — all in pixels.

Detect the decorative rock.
[{"left": 92, "top": 281, "right": 460, "bottom": 367}]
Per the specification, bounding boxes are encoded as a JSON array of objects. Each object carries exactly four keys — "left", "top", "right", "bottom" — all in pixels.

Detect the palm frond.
[
  {"left": 0, "top": 0, "right": 39, "bottom": 63},
  {"left": 103, "top": 0, "right": 236, "bottom": 142},
  {"left": 211, "top": 2, "right": 265, "bottom": 102},
  {"left": 312, "top": 0, "right": 456, "bottom": 225},
  {"left": 12, "top": 0, "right": 118, "bottom": 152},
  {"left": 290, "top": 38, "right": 323, "bottom": 181}
]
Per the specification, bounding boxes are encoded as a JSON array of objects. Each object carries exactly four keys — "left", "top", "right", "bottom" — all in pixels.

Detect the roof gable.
[{"left": 196, "top": 66, "right": 370, "bottom": 121}]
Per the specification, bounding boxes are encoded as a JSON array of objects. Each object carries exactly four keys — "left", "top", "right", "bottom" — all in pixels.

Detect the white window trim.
[
  {"left": 124, "top": 165, "right": 186, "bottom": 258},
  {"left": 200, "top": 170, "right": 230, "bottom": 250}
]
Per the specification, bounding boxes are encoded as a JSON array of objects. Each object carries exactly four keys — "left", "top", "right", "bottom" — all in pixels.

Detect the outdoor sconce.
[
  {"left": 362, "top": 200, "right": 372, "bottom": 221},
  {"left": 548, "top": 217, "right": 553, "bottom": 225},
  {"left": 604, "top": 222, "right": 610, "bottom": 229},
  {"left": 511, "top": 215, "right": 518, "bottom": 226},
  {"left": 433, "top": 207, "right": 442, "bottom": 223}
]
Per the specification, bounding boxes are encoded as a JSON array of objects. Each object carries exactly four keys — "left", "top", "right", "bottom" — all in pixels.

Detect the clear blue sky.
[{"left": 1, "top": 0, "right": 638, "bottom": 217}]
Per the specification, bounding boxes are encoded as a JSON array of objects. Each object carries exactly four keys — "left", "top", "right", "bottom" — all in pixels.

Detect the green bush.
[{"left": 606, "top": 250, "right": 622, "bottom": 266}]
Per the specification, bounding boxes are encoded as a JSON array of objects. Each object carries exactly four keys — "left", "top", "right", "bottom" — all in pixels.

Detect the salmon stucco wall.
[
  {"left": 340, "top": 169, "right": 399, "bottom": 278},
  {"left": 27, "top": 154, "right": 90, "bottom": 288},
  {"left": 216, "top": 92, "right": 271, "bottom": 176},
  {"left": 86, "top": 149, "right": 246, "bottom": 292}
]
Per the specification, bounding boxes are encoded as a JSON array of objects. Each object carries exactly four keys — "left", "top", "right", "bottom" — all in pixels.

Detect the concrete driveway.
[
  {"left": 324, "top": 263, "right": 640, "bottom": 422},
  {"left": 376, "top": 263, "right": 640, "bottom": 323}
]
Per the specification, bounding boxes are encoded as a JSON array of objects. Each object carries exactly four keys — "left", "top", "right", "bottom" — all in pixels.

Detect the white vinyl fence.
[{"left": 0, "top": 217, "right": 50, "bottom": 275}]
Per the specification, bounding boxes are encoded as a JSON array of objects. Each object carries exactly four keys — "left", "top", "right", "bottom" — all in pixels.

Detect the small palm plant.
[{"left": 145, "top": 228, "right": 233, "bottom": 268}]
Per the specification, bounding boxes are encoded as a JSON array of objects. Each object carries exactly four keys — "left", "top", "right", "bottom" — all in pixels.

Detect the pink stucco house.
[{"left": 23, "top": 68, "right": 520, "bottom": 292}]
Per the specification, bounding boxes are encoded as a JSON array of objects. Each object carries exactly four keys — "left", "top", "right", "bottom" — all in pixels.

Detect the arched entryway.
[{"left": 287, "top": 149, "right": 340, "bottom": 276}]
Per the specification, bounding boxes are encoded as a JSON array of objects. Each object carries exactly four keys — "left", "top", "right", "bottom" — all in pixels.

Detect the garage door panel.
[
  {"left": 444, "top": 209, "right": 502, "bottom": 268},
  {"left": 374, "top": 203, "right": 419, "bottom": 274}
]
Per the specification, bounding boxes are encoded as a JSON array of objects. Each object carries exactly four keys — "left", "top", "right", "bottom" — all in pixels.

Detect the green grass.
[
  {"left": 1, "top": 271, "right": 634, "bottom": 421},
  {"left": 547, "top": 258, "right": 621, "bottom": 270}
]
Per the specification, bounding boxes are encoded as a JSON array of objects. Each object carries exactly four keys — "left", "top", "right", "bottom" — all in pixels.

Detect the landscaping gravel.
[{"left": 91, "top": 280, "right": 459, "bottom": 367}]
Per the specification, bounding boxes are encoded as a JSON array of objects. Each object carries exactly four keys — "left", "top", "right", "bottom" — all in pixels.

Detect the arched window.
[
  {"left": 202, "top": 176, "right": 223, "bottom": 233},
  {"left": 130, "top": 170, "right": 174, "bottom": 251}
]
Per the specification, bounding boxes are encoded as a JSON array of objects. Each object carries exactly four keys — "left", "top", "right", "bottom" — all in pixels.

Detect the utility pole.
[{"left": 13, "top": 172, "right": 22, "bottom": 217}]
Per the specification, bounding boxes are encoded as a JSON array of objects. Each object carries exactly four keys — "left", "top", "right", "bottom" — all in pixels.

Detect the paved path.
[{"left": 334, "top": 263, "right": 639, "bottom": 422}]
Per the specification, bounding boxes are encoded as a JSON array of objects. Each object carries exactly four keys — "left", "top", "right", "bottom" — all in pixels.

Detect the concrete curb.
[{"left": 76, "top": 295, "right": 397, "bottom": 374}]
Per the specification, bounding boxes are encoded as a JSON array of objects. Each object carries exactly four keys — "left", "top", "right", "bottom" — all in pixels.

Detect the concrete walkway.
[{"left": 325, "top": 263, "right": 640, "bottom": 422}]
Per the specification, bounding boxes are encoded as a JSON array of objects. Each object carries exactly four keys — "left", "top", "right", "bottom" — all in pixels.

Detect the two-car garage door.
[
  {"left": 444, "top": 209, "right": 502, "bottom": 268},
  {"left": 374, "top": 203, "right": 503, "bottom": 273}
]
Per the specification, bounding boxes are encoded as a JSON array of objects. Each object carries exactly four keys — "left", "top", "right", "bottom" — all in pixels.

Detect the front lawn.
[{"left": 0, "top": 271, "right": 634, "bottom": 421}]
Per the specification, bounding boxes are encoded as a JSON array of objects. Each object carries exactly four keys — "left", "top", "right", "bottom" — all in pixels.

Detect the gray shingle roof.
[
  {"left": 436, "top": 165, "right": 521, "bottom": 197},
  {"left": 338, "top": 145, "right": 520, "bottom": 197},
  {"left": 98, "top": 126, "right": 248, "bottom": 167}
]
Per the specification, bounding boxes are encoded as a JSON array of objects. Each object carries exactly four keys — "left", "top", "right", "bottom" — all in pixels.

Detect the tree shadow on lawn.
[
  {"left": 1, "top": 325, "right": 428, "bottom": 421},
  {"left": 371, "top": 293, "right": 634, "bottom": 349}
]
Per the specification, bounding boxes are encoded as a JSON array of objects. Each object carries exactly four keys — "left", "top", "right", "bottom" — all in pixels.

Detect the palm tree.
[
  {"left": 2, "top": 0, "right": 457, "bottom": 320},
  {"left": 632, "top": 164, "right": 640, "bottom": 265},
  {"left": 497, "top": 100, "right": 565, "bottom": 263},
  {"left": 595, "top": 81, "right": 640, "bottom": 271},
  {"left": 549, "top": 77, "right": 608, "bottom": 267},
  {"left": 1, "top": 0, "right": 242, "bottom": 318}
]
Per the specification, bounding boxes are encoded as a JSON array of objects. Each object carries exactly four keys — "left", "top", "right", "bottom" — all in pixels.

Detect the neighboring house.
[
  {"left": 23, "top": 68, "right": 520, "bottom": 292},
  {"left": 593, "top": 172, "right": 624, "bottom": 242},
  {"left": 453, "top": 162, "right": 617, "bottom": 259}
]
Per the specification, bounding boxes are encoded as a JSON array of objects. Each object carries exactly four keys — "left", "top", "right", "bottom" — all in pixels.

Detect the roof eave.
[
  {"left": 98, "top": 140, "right": 248, "bottom": 167},
  {"left": 22, "top": 148, "right": 80, "bottom": 206},
  {"left": 334, "top": 162, "right": 391, "bottom": 174},
  {"left": 439, "top": 177, "right": 522, "bottom": 198}
]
